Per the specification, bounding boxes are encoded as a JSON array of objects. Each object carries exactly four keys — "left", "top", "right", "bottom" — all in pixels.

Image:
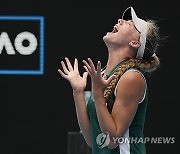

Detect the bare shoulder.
[
  {"left": 115, "top": 70, "right": 146, "bottom": 103},
  {"left": 120, "top": 70, "right": 145, "bottom": 85}
]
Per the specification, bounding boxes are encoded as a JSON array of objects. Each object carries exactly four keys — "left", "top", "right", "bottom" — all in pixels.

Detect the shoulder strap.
[{"left": 114, "top": 68, "right": 147, "bottom": 104}]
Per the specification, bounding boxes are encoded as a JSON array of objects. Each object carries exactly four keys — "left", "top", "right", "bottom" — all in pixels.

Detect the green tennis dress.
[{"left": 87, "top": 60, "right": 148, "bottom": 154}]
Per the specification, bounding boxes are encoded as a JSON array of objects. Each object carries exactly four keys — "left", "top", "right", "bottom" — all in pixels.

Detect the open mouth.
[{"left": 112, "top": 25, "right": 118, "bottom": 33}]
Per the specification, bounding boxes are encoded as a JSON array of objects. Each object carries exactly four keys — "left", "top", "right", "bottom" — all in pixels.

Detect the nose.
[{"left": 118, "top": 19, "right": 124, "bottom": 25}]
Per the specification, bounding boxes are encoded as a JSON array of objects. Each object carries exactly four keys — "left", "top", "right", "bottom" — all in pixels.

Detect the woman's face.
[{"left": 103, "top": 19, "right": 140, "bottom": 48}]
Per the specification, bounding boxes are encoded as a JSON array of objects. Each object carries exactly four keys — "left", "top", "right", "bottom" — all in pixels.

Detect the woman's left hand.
[{"left": 82, "top": 58, "right": 116, "bottom": 94}]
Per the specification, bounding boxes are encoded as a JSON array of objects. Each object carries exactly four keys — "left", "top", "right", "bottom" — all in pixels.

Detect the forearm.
[
  {"left": 73, "top": 91, "right": 92, "bottom": 147},
  {"left": 93, "top": 90, "right": 120, "bottom": 148},
  {"left": 93, "top": 91, "right": 117, "bottom": 136}
]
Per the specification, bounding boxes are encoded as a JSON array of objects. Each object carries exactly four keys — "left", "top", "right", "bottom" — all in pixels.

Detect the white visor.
[{"left": 122, "top": 6, "right": 148, "bottom": 59}]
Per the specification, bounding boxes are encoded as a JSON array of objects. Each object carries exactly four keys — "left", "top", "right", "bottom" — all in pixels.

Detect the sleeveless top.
[{"left": 87, "top": 60, "right": 148, "bottom": 154}]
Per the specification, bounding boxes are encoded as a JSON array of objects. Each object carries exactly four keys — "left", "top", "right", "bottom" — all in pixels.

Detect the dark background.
[{"left": 0, "top": 0, "right": 179, "bottom": 153}]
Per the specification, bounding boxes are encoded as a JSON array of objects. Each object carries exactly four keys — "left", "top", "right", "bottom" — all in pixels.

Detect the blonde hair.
[{"left": 104, "top": 20, "right": 160, "bottom": 101}]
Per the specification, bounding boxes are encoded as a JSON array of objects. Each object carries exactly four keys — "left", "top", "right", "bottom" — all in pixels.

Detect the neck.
[{"left": 104, "top": 47, "right": 135, "bottom": 75}]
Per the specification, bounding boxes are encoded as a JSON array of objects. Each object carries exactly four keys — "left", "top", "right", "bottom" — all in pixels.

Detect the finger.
[
  {"left": 83, "top": 65, "right": 90, "bottom": 75},
  {"left": 74, "top": 58, "right": 79, "bottom": 72},
  {"left": 65, "top": 57, "right": 73, "bottom": 71},
  {"left": 107, "top": 75, "right": 117, "bottom": 84},
  {"left": 87, "top": 58, "right": 96, "bottom": 72},
  {"left": 82, "top": 60, "right": 92, "bottom": 73},
  {"left": 97, "top": 61, "right": 101, "bottom": 74},
  {"left": 83, "top": 72, "right": 88, "bottom": 80},
  {"left": 58, "top": 69, "right": 68, "bottom": 79},
  {"left": 61, "top": 61, "right": 69, "bottom": 74}
]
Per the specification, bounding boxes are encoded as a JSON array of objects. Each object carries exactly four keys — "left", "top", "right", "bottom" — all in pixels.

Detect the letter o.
[{"left": 14, "top": 31, "right": 37, "bottom": 55}]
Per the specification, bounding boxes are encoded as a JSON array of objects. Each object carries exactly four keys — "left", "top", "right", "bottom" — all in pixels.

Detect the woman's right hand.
[{"left": 58, "top": 57, "right": 88, "bottom": 93}]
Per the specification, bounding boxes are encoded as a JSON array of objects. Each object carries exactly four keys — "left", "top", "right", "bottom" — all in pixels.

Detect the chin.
[
  {"left": 103, "top": 35, "right": 106, "bottom": 41},
  {"left": 103, "top": 33, "right": 114, "bottom": 45},
  {"left": 103, "top": 33, "right": 110, "bottom": 42},
  {"left": 103, "top": 36, "right": 108, "bottom": 46}
]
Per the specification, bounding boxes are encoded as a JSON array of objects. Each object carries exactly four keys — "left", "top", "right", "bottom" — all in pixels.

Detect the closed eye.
[{"left": 127, "top": 20, "right": 133, "bottom": 26}]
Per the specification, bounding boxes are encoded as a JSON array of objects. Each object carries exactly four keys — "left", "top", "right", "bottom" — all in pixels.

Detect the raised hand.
[
  {"left": 82, "top": 58, "right": 116, "bottom": 93},
  {"left": 58, "top": 57, "right": 88, "bottom": 93}
]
